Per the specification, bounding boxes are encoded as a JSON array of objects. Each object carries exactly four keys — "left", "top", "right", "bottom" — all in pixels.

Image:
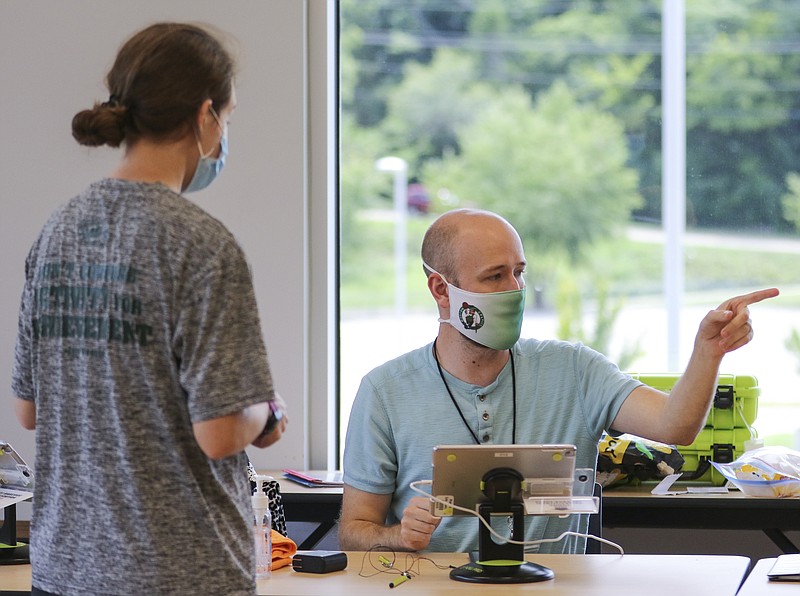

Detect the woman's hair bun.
[{"left": 71, "top": 103, "right": 127, "bottom": 148}]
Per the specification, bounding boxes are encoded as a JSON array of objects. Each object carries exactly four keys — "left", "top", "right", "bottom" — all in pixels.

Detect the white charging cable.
[
  {"left": 737, "top": 398, "right": 757, "bottom": 441},
  {"left": 409, "top": 479, "right": 625, "bottom": 555}
]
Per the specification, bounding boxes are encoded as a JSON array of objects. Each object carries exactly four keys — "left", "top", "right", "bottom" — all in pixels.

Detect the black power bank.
[{"left": 292, "top": 550, "right": 348, "bottom": 574}]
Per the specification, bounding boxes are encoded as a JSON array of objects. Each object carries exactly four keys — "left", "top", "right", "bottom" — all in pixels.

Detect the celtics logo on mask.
[
  {"left": 458, "top": 302, "right": 485, "bottom": 332},
  {"left": 424, "top": 260, "right": 525, "bottom": 350}
]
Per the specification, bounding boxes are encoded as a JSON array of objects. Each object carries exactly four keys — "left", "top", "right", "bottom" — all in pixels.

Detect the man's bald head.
[{"left": 421, "top": 209, "right": 521, "bottom": 285}]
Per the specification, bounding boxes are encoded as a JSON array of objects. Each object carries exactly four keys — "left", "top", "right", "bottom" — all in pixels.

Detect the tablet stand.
[
  {"left": 0, "top": 503, "right": 30, "bottom": 565},
  {"left": 449, "top": 468, "right": 554, "bottom": 584}
]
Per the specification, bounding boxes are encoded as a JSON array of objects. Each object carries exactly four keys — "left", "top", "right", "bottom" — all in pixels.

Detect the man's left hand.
[{"left": 696, "top": 287, "right": 779, "bottom": 357}]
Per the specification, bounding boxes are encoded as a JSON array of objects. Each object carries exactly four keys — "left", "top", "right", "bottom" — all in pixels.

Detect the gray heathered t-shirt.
[{"left": 12, "top": 179, "right": 275, "bottom": 595}]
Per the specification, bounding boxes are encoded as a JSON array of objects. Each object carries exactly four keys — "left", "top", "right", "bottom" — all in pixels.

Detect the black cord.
[
  {"left": 432, "top": 340, "right": 516, "bottom": 444},
  {"left": 510, "top": 351, "right": 517, "bottom": 445},
  {"left": 359, "top": 546, "right": 453, "bottom": 581},
  {"left": 359, "top": 545, "right": 400, "bottom": 578}
]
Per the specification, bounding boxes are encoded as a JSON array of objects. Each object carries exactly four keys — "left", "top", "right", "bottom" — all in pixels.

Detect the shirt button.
[
  {"left": 482, "top": 434, "right": 490, "bottom": 442},
  {"left": 482, "top": 411, "right": 489, "bottom": 421},
  {"left": 478, "top": 394, "right": 486, "bottom": 402}
]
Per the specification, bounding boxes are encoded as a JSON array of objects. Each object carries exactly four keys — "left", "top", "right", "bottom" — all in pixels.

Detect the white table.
[
  {"left": 1, "top": 553, "right": 751, "bottom": 595},
  {"left": 737, "top": 557, "right": 800, "bottom": 595}
]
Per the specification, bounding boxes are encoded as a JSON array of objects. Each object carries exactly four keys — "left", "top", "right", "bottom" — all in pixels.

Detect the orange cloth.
[{"left": 271, "top": 530, "right": 297, "bottom": 570}]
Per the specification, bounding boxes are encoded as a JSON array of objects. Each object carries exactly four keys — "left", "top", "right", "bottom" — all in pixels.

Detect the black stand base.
[
  {"left": 450, "top": 559, "right": 554, "bottom": 583},
  {"left": 451, "top": 474, "right": 556, "bottom": 585},
  {"left": 0, "top": 542, "right": 30, "bottom": 565},
  {"left": 1, "top": 504, "right": 30, "bottom": 565}
]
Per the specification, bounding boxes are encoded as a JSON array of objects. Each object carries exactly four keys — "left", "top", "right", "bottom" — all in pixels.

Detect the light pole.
[{"left": 375, "top": 156, "right": 408, "bottom": 316}]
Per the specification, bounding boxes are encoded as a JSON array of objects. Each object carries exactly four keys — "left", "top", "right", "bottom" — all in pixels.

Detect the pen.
[{"left": 389, "top": 572, "right": 411, "bottom": 588}]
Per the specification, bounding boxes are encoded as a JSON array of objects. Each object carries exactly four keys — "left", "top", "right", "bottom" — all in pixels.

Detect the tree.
[
  {"left": 341, "top": 0, "right": 800, "bottom": 234},
  {"left": 556, "top": 276, "right": 644, "bottom": 370},
  {"left": 787, "top": 327, "right": 800, "bottom": 374},
  {"left": 380, "top": 49, "right": 497, "bottom": 165},
  {"left": 781, "top": 171, "right": 800, "bottom": 233},
  {"left": 423, "top": 81, "right": 642, "bottom": 265},
  {"left": 339, "top": 115, "right": 394, "bottom": 256}
]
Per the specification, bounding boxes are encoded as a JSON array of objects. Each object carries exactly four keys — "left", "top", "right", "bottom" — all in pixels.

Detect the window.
[{"left": 338, "top": 1, "right": 800, "bottom": 462}]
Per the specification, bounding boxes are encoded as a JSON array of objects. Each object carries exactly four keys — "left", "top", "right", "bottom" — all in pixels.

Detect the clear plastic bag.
[{"left": 711, "top": 446, "right": 800, "bottom": 497}]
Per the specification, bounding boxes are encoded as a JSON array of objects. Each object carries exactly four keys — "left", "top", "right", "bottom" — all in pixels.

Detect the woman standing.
[{"left": 12, "top": 22, "right": 287, "bottom": 595}]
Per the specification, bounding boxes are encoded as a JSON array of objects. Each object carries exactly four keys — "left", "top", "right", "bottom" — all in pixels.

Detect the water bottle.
[{"left": 252, "top": 475, "right": 272, "bottom": 579}]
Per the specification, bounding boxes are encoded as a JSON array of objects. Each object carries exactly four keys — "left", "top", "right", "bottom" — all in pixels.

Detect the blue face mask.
[{"left": 184, "top": 107, "right": 227, "bottom": 193}]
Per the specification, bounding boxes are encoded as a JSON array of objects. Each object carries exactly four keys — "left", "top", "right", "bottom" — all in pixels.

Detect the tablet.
[
  {"left": 430, "top": 444, "right": 577, "bottom": 516},
  {"left": 767, "top": 554, "right": 800, "bottom": 582},
  {"left": 0, "top": 441, "right": 34, "bottom": 509},
  {"left": 0, "top": 441, "right": 34, "bottom": 490}
]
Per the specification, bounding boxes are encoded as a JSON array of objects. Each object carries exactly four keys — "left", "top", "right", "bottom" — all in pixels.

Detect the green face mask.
[{"left": 426, "top": 263, "right": 526, "bottom": 350}]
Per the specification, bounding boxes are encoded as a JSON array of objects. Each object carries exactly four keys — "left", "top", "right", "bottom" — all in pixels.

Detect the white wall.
[{"left": 0, "top": 0, "right": 335, "bottom": 513}]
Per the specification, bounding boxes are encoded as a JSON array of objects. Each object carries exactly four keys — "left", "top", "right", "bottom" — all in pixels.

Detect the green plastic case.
[{"left": 625, "top": 373, "right": 760, "bottom": 485}]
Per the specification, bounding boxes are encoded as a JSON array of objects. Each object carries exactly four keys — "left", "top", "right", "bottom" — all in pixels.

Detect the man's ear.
[{"left": 428, "top": 274, "right": 449, "bottom": 310}]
